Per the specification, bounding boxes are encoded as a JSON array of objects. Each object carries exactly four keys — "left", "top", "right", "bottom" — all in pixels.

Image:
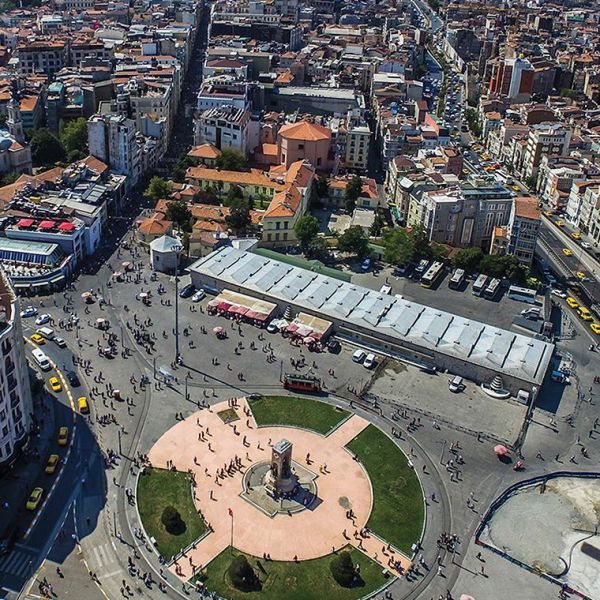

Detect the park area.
[
  {"left": 137, "top": 468, "right": 208, "bottom": 560},
  {"left": 347, "top": 425, "right": 424, "bottom": 555},
  {"left": 197, "top": 546, "right": 388, "bottom": 600},
  {"left": 248, "top": 395, "right": 349, "bottom": 434}
]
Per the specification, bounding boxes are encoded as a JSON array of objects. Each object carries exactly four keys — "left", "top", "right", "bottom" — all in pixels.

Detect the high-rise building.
[
  {"left": 0, "top": 271, "right": 33, "bottom": 467},
  {"left": 489, "top": 57, "right": 535, "bottom": 102}
]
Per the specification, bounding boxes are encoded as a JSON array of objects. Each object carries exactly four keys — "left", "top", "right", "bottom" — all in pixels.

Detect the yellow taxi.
[
  {"left": 576, "top": 271, "right": 586, "bottom": 280},
  {"left": 57, "top": 426, "right": 69, "bottom": 447},
  {"left": 462, "top": 168, "right": 469, "bottom": 175},
  {"left": 562, "top": 248, "right": 573, "bottom": 256},
  {"left": 566, "top": 297, "right": 579, "bottom": 309},
  {"left": 555, "top": 220, "right": 565, "bottom": 227},
  {"left": 591, "top": 323, "right": 600, "bottom": 335},
  {"left": 571, "top": 232, "right": 582, "bottom": 240},
  {"left": 511, "top": 185, "right": 520, "bottom": 192},
  {"left": 543, "top": 211, "right": 554, "bottom": 217},
  {"left": 77, "top": 397, "right": 89, "bottom": 414},
  {"left": 30, "top": 333, "right": 45, "bottom": 345},
  {"left": 45, "top": 454, "right": 59, "bottom": 474},
  {"left": 26, "top": 487, "right": 43, "bottom": 510},
  {"left": 577, "top": 307, "right": 593, "bottom": 321},
  {"left": 48, "top": 376, "right": 62, "bottom": 393}
]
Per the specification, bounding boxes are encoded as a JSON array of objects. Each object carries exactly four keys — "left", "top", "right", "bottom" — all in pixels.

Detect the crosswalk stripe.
[{"left": 1, "top": 552, "right": 21, "bottom": 572}]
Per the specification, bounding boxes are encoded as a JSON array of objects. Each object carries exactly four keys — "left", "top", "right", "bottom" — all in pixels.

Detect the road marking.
[{"left": 22, "top": 340, "right": 78, "bottom": 541}]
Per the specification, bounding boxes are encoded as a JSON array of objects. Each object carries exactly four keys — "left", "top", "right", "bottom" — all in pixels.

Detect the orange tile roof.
[
  {"left": 261, "top": 143, "right": 278, "bottom": 156},
  {"left": 278, "top": 120, "right": 331, "bottom": 142},
  {"left": 188, "top": 143, "right": 222, "bottom": 159},
  {"left": 186, "top": 166, "right": 277, "bottom": 188},
  {"left": 138, "top": 217, "right": 173, "bottom": 235},
  {"left": 80, "top": 155, "right": 108, "bottom": 174},
  {"left": 264, "top": 184, "right": 302, "bottom": 218},
  {"left": 514, "top": 197, "right": 541, "bottom": 221}
]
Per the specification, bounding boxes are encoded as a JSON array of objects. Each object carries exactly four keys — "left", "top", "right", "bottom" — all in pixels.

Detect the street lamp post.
[{"left": 173, "top": 244, "right": 184, "bottom": 362}]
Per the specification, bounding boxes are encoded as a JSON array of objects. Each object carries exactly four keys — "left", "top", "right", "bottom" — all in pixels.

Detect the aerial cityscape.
[{"left": 0, "top": 0, "right": 598, "bottom": 599}]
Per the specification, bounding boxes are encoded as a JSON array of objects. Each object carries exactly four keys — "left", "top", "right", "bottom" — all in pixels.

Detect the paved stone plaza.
[{"left": 147, "top": 397, "right": 412, "bottom": 580}]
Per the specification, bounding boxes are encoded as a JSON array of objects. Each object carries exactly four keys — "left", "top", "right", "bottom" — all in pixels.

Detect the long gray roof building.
[{"left": 188, "top": 246, "right": 554, "bottom": 393}]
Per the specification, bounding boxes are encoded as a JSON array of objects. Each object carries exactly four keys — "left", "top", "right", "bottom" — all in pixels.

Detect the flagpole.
[{"left": 229, "top": 508, "right": 234, "bottom": 548}]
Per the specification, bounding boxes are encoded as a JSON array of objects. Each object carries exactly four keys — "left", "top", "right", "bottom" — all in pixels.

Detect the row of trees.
[{"left": 451, "top": 247, "right": 529, "bottom": 283}]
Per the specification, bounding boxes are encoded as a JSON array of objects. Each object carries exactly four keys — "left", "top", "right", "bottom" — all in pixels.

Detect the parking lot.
[{"left": 352, "top": 266, "right": 539, "bottom": 332}]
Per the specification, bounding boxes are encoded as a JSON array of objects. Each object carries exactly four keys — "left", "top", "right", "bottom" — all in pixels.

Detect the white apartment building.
[
  {"left": 521, "top": 122, "right": 571, "bottom": 180},
  {"left": 193, "top": 106, "right": 250, "bottom": 153},
  {"left": 345, "top": 124, "right": 371, "bottom": 171},
  {"left": 0, "top": 272, "right": 32, "bottom": 466},
  {"left": 88, "top": 114, "right": 142, "bottom": 188},
  {"left": 566, "top": 180, "right": 600, "bottom": 228}
]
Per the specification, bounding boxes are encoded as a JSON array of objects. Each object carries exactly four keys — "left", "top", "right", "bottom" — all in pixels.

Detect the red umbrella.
[{"left": 494, "top": 445, "right": 509, "bottom": 456}]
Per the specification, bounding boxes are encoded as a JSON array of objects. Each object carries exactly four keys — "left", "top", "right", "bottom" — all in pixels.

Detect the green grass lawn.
[
  {"left": 217, "top": 408, "right": 239, "bottom": 423},
  {"left": 248, "top": 395, "right": 348, "bottom": 435},
  {"left": 137, "top": 468, "right": 208, "bottom": 560},
  {"left": 196, "top": 546, "right": 388, "bottom": 600},
  {"left": 346, "top": 425, "right": 424, "bottom": 555}
]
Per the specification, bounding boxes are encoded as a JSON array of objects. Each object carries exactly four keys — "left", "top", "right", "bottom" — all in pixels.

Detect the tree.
[
  {"left": 225, "top": 197, "right": 251, "bottom": 234},
  {"left": 452, "top": 247, "right": 484, "bottom": 273},
  {"left": 370, "top": 214, "right": 386, "bottom": 237},
  {"left": 344, "top": 175, "right": 362, "bottom": 213},
  {"left": 479, "top": 254, "right": 507, "bottom": 278},
  {"left": 524, "top": 175, "right": 537, "bottom": 189},
  {"left": 504, "top": 256, "right": 529, "bottom": 284},
  {"left": 307, "top": 236, "right": 330, "bottom": 261},
  {"left": 0, "top": 171, "right": 19, "bottom": 186},
  {"left": 144, "top": 176, "right": 173, "bottom": 202},
  {"left": 431, "top": 243, "right": 449, "bottom": 261},
  {"left": 224, "top": 185, "right": 244, "bottom": 206},
  {"left": 315, "top": 175, "right": 329, "bottom": 199},
  {"left": 294, "top": 215, "right": 320, "bottom": 250},
  {"left": 338, "top": 226, "right": 369, "bottom": 258},
  {"left": 30, "top": 128, "right": 66, "bottom": 167},
  {"left": 165, "top": 199, "right": 192, "bottom": 231},
  {"left": 160, "top": 506, "right": 186, "bottom": 535},
  {"left": 172, "top": 153, "right": 194, "bottom": 183},
  {"left": 59, "top": 118, "right": 88, "bottom": 158},
  {"left": 330, "top": 551, "right": 362, "bottom": 588},
  {"left": 382, "top": 228, "right": 414, "bottom": 265},
  {"left": 410, "top": 225, "right": 431, "bottom": 260},
  {"left": 228, "top": 555, "right": 261, "bottom": 592},
  {"left": 216, "top": 148, "right": 247, "bottom": 171}
]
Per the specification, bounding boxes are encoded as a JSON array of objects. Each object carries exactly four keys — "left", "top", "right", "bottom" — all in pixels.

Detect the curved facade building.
[{"left": 0, "top": 270, "right": 32, "bottom": 467}]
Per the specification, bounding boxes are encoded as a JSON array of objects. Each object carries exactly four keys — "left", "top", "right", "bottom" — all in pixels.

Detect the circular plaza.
[{"left": 137, "top": 395, "right": 425, "bottom": 599}]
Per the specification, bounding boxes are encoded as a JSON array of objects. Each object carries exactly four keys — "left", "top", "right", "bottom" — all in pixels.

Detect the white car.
[
  {"left": 191, "top": 290, "right": 206, "bottom": 302},
  {"left": 35, "top": 314, "right": 51, "bottom": 326},
  {"left": 363, "top": 353, "right": 376, "bottom": 369},
  {"left": 581, "top": 242, "right": 591, "bottom": 249},
  {"left": 20, "top": 306, "right": 38, "bottom": 318},
  {"left": 550, "top": 289, "right": 567, "bottom": 299},
  {"left": 266, "top": 320, "right": 280, "bottom": 334}
]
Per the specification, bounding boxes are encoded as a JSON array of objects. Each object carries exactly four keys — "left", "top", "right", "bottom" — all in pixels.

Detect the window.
[
  {"left": 267, "top": 233, "right": 272, "bottom": 241},
  {"left": 276, "top": 222, "right": 280, "bottom": 230},
  {"left": 283, "top": 221, "right": 288, "bottom": 229},
  {"left": 317, "top": 157, "right": 322, "bottom": 166},
  {"left": 298, "top": 144, "right": 304, "bottom": 150}
]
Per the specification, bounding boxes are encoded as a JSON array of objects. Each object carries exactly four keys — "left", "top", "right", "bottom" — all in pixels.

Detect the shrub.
[
  {"left": 228, "top": 555, "right": 261, "bottom": 591},
  {"left": 330, "top": 551, "right": 362, "bottom": 588},
  {"left": 161, "top": 506, "right": 186, "bottom": 535}
]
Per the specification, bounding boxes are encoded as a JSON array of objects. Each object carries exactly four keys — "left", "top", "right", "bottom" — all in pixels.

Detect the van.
[
  {"left": 31, "top": 348, "right": 51, "bottom": 371},
  {"left": 36, "top": 326, "right": 55, "bottom": 340},
  {"left": 448, "top": 375, "right": 464, "bottom": 393},
  {"left": 352, "top": 349, "right": 366, "bottom": 363}
]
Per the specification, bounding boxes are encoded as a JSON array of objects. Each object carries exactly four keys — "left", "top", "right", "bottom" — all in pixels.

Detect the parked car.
[
  {"left": 191, "top": 290, "right": 206, "bottom": 302},
  {"left": 550, "top": 289, "right": 567, "bottom": 299},
  {"left": 327, "top": 339, "right": 341, "bottom": 353},
  {"left": 53, "top": 336, "right": 67, "bottom": 348},
  {"left": 352, "top": 349, "right": 366, "bottom": 363},
  {"left": 35, "top": 314, "right": 51, "bottom": 325},
  {"left": 179, "top": 284, "right": 196, "bottom": 298},
  {"left": 48, "top": 377, "right": 62, "bottom": 393},
  {"left": 360, "top": 258, "right": 371, "bottom": 272},
  {"left": 363, "top": 353, "right": 376, "bottom": 369},
  {"left": 30, "top": 333, "right": 45, "bottom": 345},
  {"left": 448, "top": 375, "right": 464, "bottom": 393},
  {"left": 20, "top": 306, "right": 37, "bottom": 318}
]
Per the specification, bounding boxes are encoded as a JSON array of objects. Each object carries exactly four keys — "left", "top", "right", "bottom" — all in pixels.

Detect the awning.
[
  {"left": 207, "top": 299, "right": 220, "bottom": 308},
  {"left": 50, "top": 274, "right": 65, "bottom": 284},
  {"left": 58, "top": 221, "right": 75, "bottom": 232},
  {"left": 39, "top": 220, "right": 56, "bottom": 229},
  {"left": 217, "top": 302, "right": 232, "bottom": 311},
  {"left": 17, "top": 218, "right": 34, "bottom": 227}
]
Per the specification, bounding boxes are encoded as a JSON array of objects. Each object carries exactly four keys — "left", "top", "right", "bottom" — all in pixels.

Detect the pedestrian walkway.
[{"left": 325, "top": 413, "right": 369, "bottom": 447}]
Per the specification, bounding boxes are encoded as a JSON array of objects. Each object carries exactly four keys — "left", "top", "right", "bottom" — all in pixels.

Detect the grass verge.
[
  {"left": 137, "top": 467, "right": 207, "bottom": 560},
  {"left": 346, "top": 425, "right": 424, "bottom": 554}
]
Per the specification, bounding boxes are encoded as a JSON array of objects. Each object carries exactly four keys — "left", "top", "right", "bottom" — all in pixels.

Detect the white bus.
[
  {"left": 508, "top": 285, "right": 537, "bottom": 304},
  {"left": 31, "top": 348, "right": 51, "bottom": 371},
  {"left": 448, "top": 268, "right": 465, "bottom": 290},
  {"left": 421, "top": 261, "right": 445, "bottom": 288},
  {"left": 483, "top": 278, "right": 502, "bottom": 300},
  {"left": 472, "top": 274, "right": 489, "bottom": 296}
]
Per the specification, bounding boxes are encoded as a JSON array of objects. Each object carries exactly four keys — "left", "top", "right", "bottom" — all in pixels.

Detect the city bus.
[
  {"left": 421, "top": 261, "right": 445, "bottom": 288},
  {"left": 448, "top": 268, "right": 465, "bottom": 290},
  {"left": 472, "top": 274, "right": 489, "bottom": 296},
  {"left": 483, "top": 278, "right": 502, "bottom": 300},
  {"left": 508, "top": 285, "right": 537, "bottom": 304}
]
